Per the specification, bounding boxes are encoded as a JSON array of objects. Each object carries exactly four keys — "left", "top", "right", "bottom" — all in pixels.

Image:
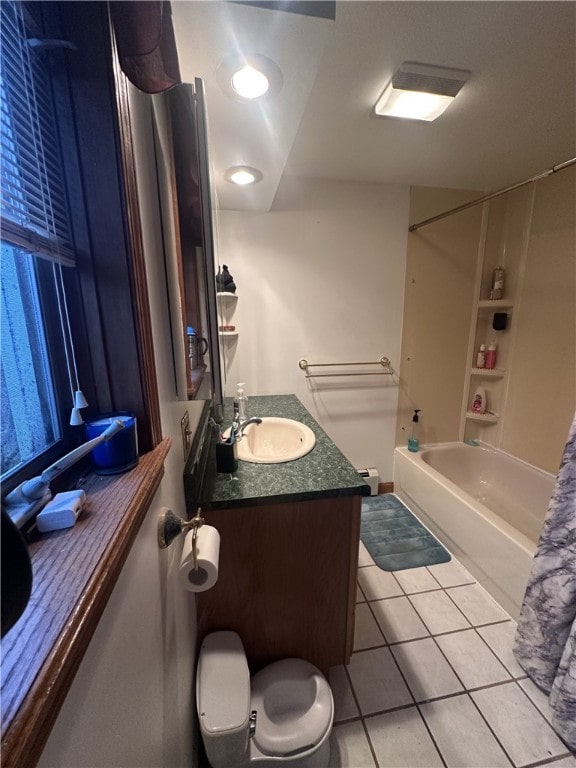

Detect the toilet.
[{"left": 196, "top": 631, "right": 334, "bottom": 768}]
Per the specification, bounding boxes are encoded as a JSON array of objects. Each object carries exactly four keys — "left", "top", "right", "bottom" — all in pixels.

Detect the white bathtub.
[{"left": 393, "top": 442, "right": 556, "bottom": 618}]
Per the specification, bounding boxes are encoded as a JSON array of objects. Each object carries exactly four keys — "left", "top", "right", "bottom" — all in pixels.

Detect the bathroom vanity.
[{"left": 185, "top": 395, "right": 369, "bottom": 674}]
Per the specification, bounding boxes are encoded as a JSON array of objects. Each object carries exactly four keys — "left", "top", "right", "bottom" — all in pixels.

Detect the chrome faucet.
[
  {"left": 230, "top": 402, "right": 241, "bottom": 440},
  {"left": 238, "top": 417, "right": 262, "bottom": 437}
]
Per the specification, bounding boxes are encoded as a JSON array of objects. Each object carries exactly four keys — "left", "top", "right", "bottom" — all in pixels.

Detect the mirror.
[{"left": 154, "top": 80, "right": 224, "bottom": 418}]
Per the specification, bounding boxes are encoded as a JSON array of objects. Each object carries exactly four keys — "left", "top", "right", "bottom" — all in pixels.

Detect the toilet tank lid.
[{"left": 196, "top": 631, "right": 250, "bottom": 734}]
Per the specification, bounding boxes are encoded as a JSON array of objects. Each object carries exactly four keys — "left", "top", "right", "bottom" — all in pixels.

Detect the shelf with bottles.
[
  {"left": 477, "top": 299, "right": 514, "bottom": 312},
  {"left": 465, "top": 411, "right": 499, "bottom": 423},
  {"left": 217, "top": 291, "right": 238, "bottom": 340},
  {"left": 470, "top": 367, "right": 505, "bottom": 377}
]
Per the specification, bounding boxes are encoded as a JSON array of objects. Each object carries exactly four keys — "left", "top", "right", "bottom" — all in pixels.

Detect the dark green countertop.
[{"left": 197, "top": 394, "right": 369, "bottom": 510}]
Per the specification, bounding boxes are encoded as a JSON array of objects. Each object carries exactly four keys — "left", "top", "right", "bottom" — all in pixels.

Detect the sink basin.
[{"left": 227, "top": 417, "right": 316, "bottom": 464}]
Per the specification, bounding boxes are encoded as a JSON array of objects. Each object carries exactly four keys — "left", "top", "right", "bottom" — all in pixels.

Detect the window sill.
[{"left": 1, "top": 437, "right": 171, "bottom": 768}]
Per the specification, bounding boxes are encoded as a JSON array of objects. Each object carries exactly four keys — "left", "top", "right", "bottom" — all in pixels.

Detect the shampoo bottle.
[
  {"left": 490, "top": 266, "right": 505, "bottom": 300},
  {"left": 408, "top": 409, "right": 421, "bottom": 452},
  {"left": 235, "top": 383, "right": 248, "bottom": 420},
  {"left": 485, "top": 342, "right": 497, "bottom": 370}
]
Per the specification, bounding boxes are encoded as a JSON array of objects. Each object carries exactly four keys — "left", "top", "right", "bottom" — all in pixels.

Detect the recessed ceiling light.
[
  {"left": 231, "top": 65, "right": 269, "bottom": 99},
  {"left": 225, "top": 166, "right": 263, "bottom": 186},
  {"left": 375, "top": 62, "right": 470, "bottom": 122},
  {"left": 217, "top": 54, "right": 283, "bottom": 101}
]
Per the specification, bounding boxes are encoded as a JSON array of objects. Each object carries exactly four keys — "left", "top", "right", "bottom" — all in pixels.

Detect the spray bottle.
[{"left": 408, "top": 409, "right": 421, "bottom": 453}]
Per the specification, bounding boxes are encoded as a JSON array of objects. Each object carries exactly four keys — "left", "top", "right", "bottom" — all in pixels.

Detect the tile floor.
[{"left": 329, "top": 541, "right": 576, "bottom": 768}]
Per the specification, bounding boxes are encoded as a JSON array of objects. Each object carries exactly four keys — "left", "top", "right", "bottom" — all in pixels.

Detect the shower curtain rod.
[{"left": 408, "top": 157, "right": 576, "bottom": 232}]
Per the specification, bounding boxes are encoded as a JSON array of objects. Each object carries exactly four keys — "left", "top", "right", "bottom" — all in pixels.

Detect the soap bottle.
[
  {"left": 490, "top": 266, "right": 505, "bottom": 300},
  {"left": 485, "top": 342, "right": 497, "bottom": 370},
  {"left": 471, "top": 386, "right": 486, "bottom": 414},
  {"left": 408, "top": 409, "right": 421, "bottom": 452},
  {"left": 475, "top": 344, "right": 486, "bottom": 368},
  {"left": 235, "top": 383, "right": 248, "bottom": 420}
]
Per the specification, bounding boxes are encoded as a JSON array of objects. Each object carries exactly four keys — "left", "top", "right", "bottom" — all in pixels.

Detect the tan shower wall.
[
  {"left": 396, "top": 187, "right": 482, "bottom": 446},
  {"left": 397, "top": 171, "right": 575, "bottom": 474},
  {"left": 501, "top": 167, "right": 576, "bottom": 473}
]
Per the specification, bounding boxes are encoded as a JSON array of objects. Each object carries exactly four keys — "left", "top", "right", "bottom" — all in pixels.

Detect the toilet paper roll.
[{"left": 179, "top": 525, "right": 220, "bottom": 592}]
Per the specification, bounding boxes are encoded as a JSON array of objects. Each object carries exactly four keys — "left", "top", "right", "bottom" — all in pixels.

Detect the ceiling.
[{"left": 173, "top": 1, "right": 576, "bottom": 212}]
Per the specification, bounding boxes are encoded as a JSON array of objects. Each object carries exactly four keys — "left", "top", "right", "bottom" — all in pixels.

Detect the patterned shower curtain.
[{"left": 513, "top": 414, "right": 576, "bottom": 751}]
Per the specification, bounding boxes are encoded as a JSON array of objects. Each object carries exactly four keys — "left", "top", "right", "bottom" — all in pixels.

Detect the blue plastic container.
[{"left": 85, "top": 412, "right": 138, "bottom": 475}]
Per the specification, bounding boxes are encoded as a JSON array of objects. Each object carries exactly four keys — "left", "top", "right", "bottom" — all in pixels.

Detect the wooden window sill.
[{"left": 1, "top": 437, "right": 171, "bottom": 768}]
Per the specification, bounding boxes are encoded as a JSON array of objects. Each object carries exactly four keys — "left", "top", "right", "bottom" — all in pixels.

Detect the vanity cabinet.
[
  {"left": 190, "top": 394, "right": 368, "bottom": 676},
  {"left": 197, "top": 495, "right": 360, "bottom": 675}
]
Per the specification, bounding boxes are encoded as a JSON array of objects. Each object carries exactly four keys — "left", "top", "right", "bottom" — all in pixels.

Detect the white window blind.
[{"left": 0, "top": 1, "right": 75, "bottom": 266}]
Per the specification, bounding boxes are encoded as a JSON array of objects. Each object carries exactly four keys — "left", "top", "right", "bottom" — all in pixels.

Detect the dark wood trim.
[
  {"left": 378, "top": 481, "right": 394, "bottom": 494},
  {"left": 111, "top": 38, "right": 163, "bottom": 450},
  {"left": 0, "top": 438, "right": 171, "bottom": 768},
  {"left": 43, "top": 2, "right": 161, "bottom": 452}
]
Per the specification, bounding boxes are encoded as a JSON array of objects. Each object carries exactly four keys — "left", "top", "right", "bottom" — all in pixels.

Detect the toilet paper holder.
[{"left": 158, "top": 507, "right": 204, "bottom": 567}]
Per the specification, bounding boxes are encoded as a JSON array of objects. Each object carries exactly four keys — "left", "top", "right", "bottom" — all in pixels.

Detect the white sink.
[{"left": 226, "top": 417, "right": 316, "bottom": 464}]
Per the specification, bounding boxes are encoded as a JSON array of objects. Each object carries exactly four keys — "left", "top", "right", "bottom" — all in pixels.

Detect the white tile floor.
[{"left": 329, "top": 542, "right": 576, "bottom": 768}]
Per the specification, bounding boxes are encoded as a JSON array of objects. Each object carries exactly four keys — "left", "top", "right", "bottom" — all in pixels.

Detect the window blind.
[{"left": 0, "top": 1, "right": 75, "bottom": 266}]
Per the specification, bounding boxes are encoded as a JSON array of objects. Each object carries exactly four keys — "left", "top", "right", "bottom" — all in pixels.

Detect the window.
[
  {"left": 1, "top": 245, "right": 60, "bottom": 474},
  {"left": 1, "top": 1, "right": 74, "bottom": 484},
  {"left": 1, "top": 1, "right": 160, "bottom": 519}
]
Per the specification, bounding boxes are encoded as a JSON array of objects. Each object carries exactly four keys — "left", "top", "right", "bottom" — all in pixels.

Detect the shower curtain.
[{"left": 513, "top": 414, "right": 576, "bottom": 751}]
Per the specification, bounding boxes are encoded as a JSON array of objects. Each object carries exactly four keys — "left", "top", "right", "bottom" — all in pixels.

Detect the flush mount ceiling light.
[
  {"left": 374, "top": 62, "right": 471, "bottom": 121},
  {"left": 217, "top": 54, "right": 283, "bottom": 101},
  {"left": 225, "top": 165, "right": 263, "bottom": 186}
]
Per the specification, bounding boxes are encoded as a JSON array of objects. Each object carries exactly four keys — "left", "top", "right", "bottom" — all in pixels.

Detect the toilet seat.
[{"left": 250, "top": 658, "right": 333, "bottom": 758}]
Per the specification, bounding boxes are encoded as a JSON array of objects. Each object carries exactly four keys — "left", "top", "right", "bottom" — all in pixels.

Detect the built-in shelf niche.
[{"left": 461, "top": 184, "right": 533, "bottom": 445}]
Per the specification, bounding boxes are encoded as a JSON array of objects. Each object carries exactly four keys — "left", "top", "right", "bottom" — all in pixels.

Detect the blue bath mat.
[{"left": 361, "top": 494, "right": 451, "bottom": 572}]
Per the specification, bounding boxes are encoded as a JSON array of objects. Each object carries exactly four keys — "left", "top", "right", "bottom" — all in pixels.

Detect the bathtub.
[{"left": 393, "top": 442, "right": 556, "bottom": 618}]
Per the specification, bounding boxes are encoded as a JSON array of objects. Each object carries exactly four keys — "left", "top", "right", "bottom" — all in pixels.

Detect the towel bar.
[{"left": 298, "top": 357, "right": 392, "bottom": 378}]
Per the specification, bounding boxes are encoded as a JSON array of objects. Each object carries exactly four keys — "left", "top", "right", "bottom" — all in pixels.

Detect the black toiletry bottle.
[{"left": 408, "top": 410, "right": 421, "bottom": 453}]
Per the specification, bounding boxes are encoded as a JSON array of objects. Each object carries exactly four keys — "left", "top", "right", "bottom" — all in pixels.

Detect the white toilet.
[{"left": 196, "top": 631, "right": 334, "bottom": 768}]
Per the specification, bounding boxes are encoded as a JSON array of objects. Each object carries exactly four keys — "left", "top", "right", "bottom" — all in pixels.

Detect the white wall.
[
  {"left": 38, "top": 85, "right": 199, "bottom": 768},
  {"left": 217, "top": 176, "right": 409, "bottom": 481}
]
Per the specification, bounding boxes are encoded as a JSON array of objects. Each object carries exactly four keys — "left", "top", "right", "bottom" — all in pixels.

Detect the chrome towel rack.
[{"left": 298, "top": 356, "right": 393, "bottom": 378}]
